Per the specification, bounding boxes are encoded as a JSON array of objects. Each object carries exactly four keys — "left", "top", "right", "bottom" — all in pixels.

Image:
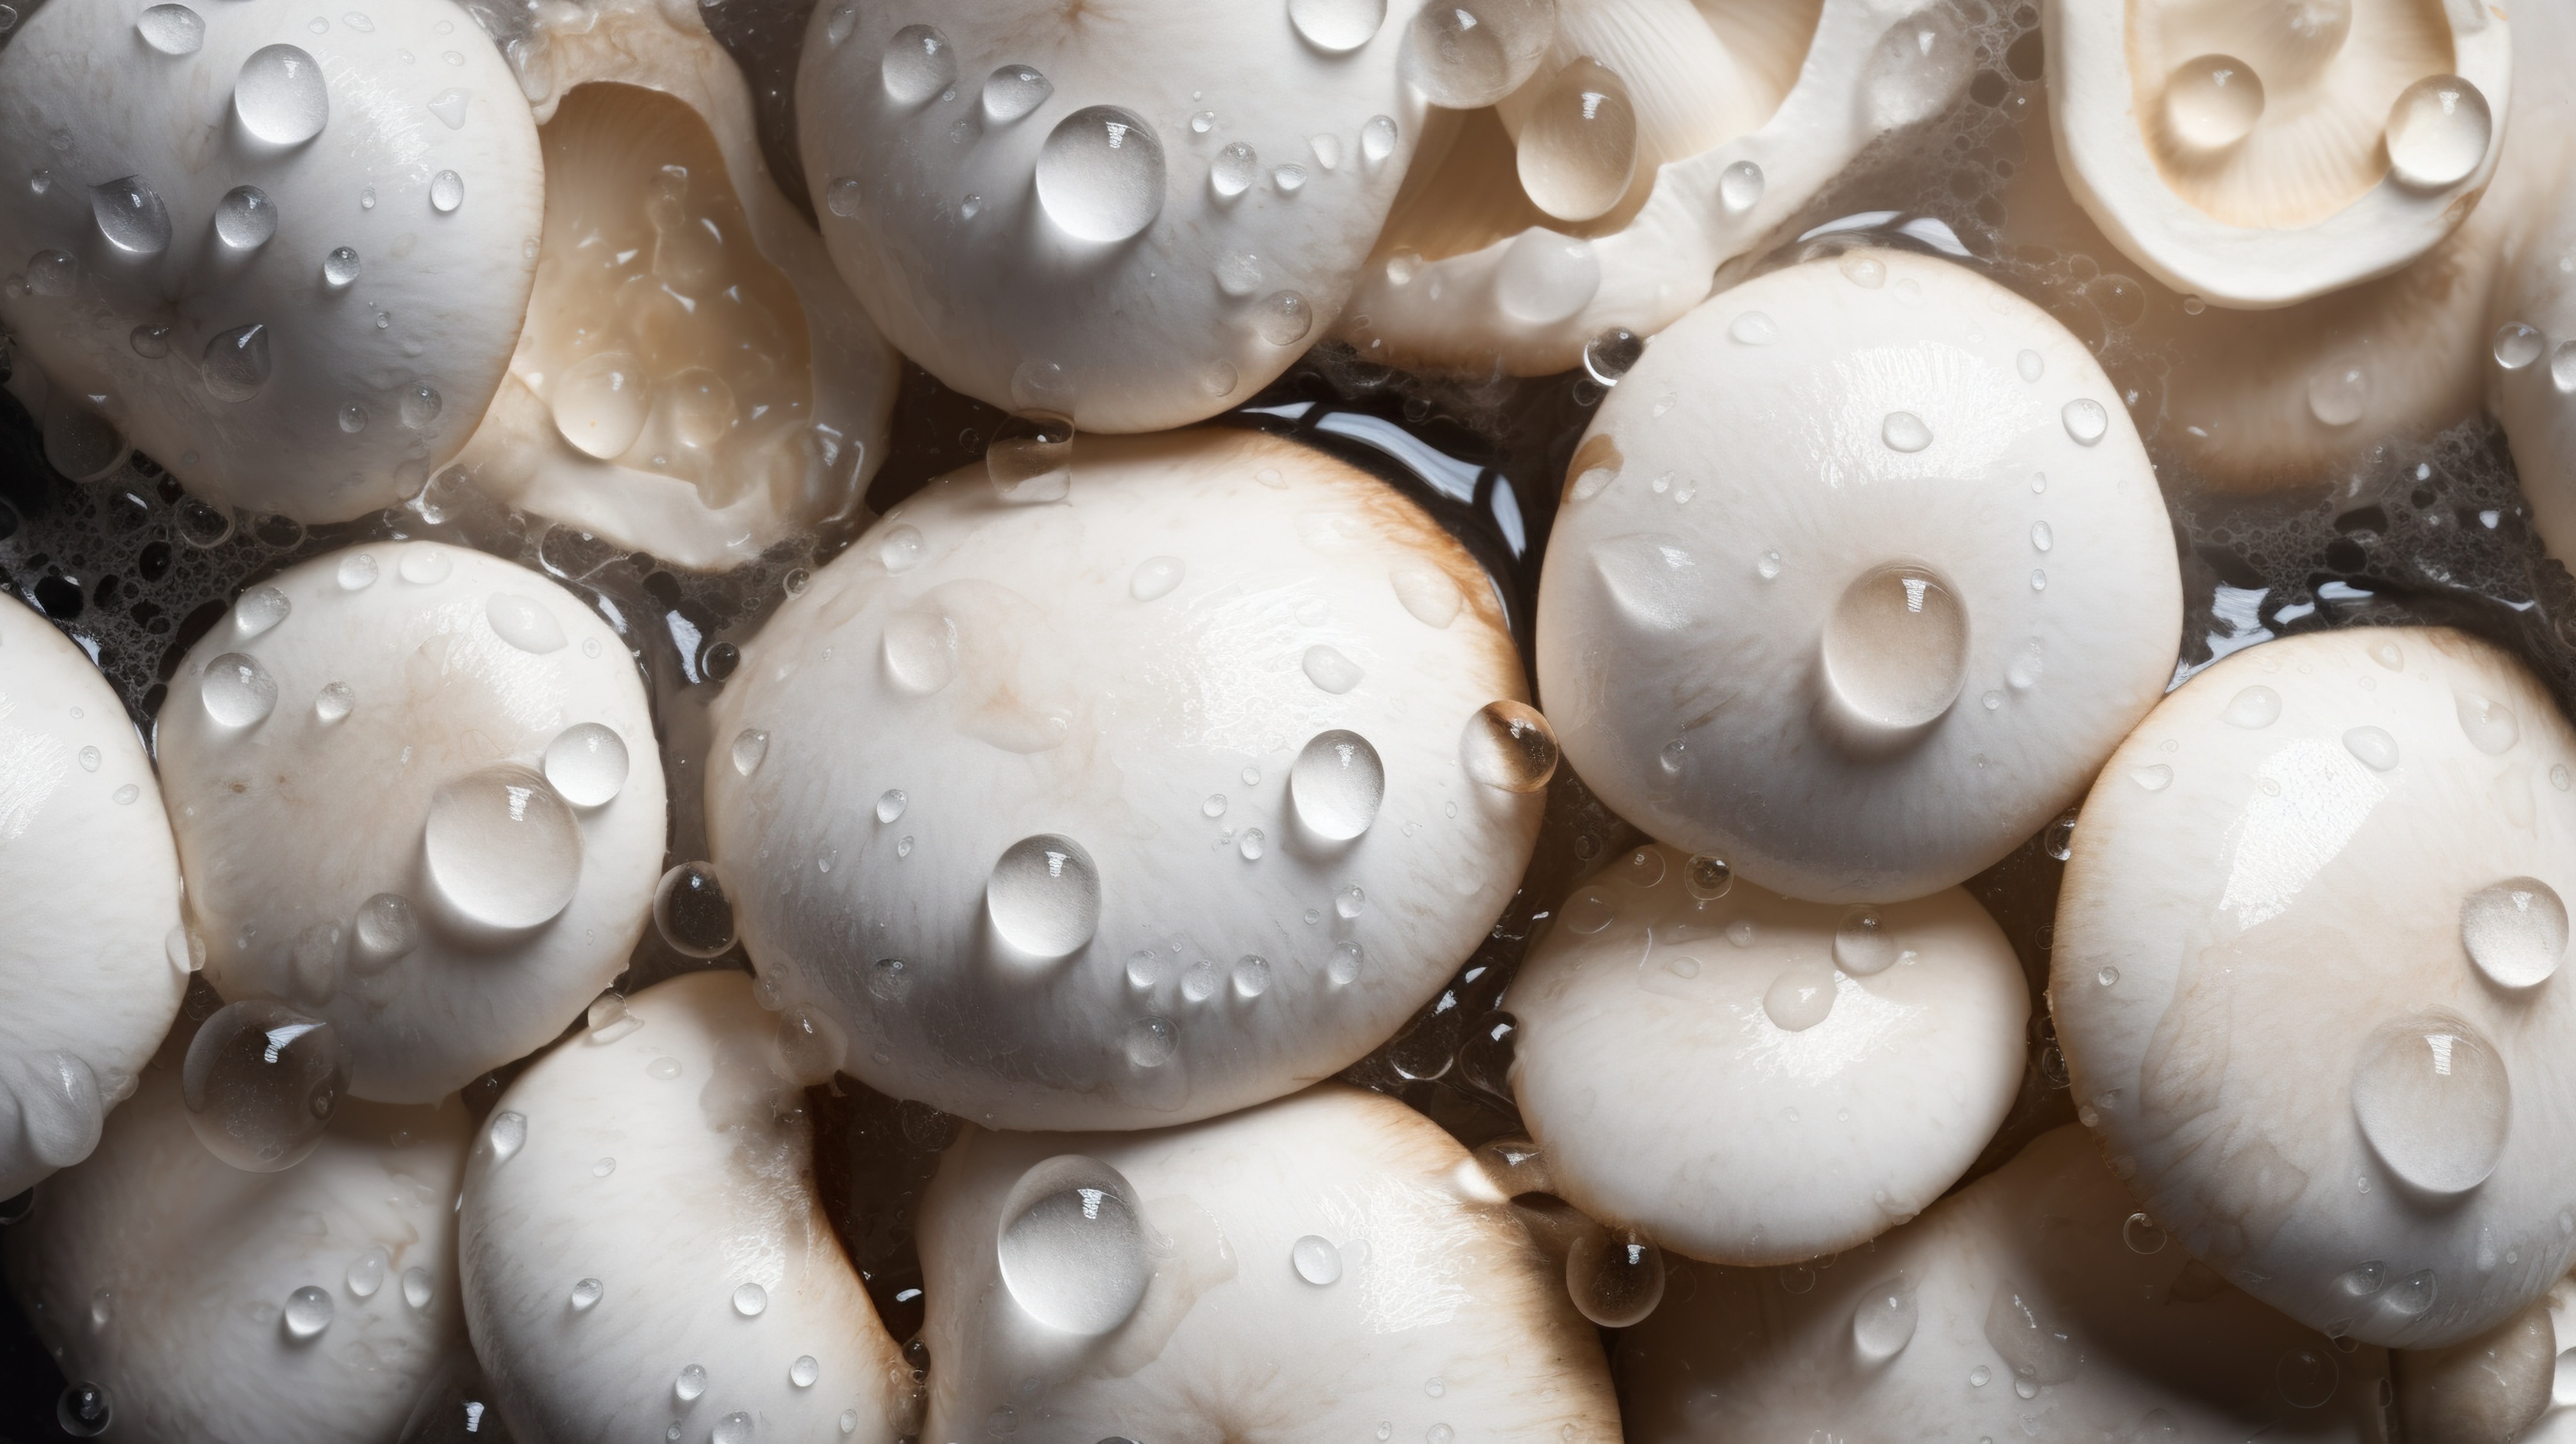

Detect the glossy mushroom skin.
[
  {"left": 0, "top": 592, "right": 185, "bottom": 1197},
  {"left": 0, "top": 0, "right": 543, "bottom": 518},
  {"left": 1617, "top": 1125, "right": 2392, "bottom": 1439},
  {"left": 2055, "top": 627, "right": 2576, "bottom": 1350},
  {"left": 156, "top": 542, "right": 666, "bottom": 1104},
  {"left": 1510, "top": 848, "right": 2028, "bottom": 1264},
  {"left": 705, "top": 429, "right": 1543, "bottom": 1131},
  {"left": 4, "top": 1054, "right": 474, "bottom": 1444},
  {"left": 1535, "top": 248, "right": 2181, "bottom": 903},
  {"left": 458, "top": 971, "right": 911, "bottom": 1444},
  {"left": 916, "top": 1084, "right": 1617, "bottom": 1444}
]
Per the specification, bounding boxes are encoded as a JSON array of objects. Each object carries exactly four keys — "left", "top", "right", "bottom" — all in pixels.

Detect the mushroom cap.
[
  {"left": 2045, "top": 0, "right": 2511, "bottom": 308},
  {"left": 793, "top": 1, "right": 1424, "bottom": 432},
  {"left": 2489, "top": 0, "right": 2576, "bottom": 566},
  {"left": 2392, "top": 1296, "right": 2556, "bottom": 1444},
  {"left": 706, "top": 429, "right": 1543, "bottom": 1130},
  {"left": 2053, "top": 626, "right": 2576, "bottom": 1349},
  {"left": 1615, "top": 1125, "right": 2393, "bottom": 1438},
  {"left": 1343, "top": 0, "right": 1983, "bottom": 375},
  {"left": 1509, "top": 844, "right": 2028, "bottom": 1264},
  {"left": 1534, "top": 248, "right": 2181, "bottom": 903},
  {"left": 458, "top": 970, "right": 909, "bottom": 1443},
  {"left": 3, "top": 1051, "right": 474, "bottom": 1443},
  {"left": 0, "top": 0, "right": 544, "bottom": 520},
  {"left": 155, "top": 541, "right": 666, "bottom": 1104},
  {"left": 915, "top": 1083, "right": 1616, "bottom": 1444},
  {"left": 441, "top": 0, "right": 898, "bottom": 570},
  {"left": 0, "top": 592, "right": 185, "bottom": 1197}
]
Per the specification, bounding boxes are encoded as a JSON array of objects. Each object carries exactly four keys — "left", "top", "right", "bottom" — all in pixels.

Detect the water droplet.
[
  {"left": 1328, "top": 941, "right": 1363, "bottom": 985},
  {"left": 280, "top": 1284, "right": 335, "bottom": 1339},
  {"left": 426, "top": 168, "right": 464, "bottom": 213},
  {"left": 320, "top": 245, "right": 362, "bottom": 289},
  {"left": 1232, "top": 954, "right": 1271, "bottom": 997},
  {"left": 2120, "top": 1212, "right": 2167, "bottom": 1253},
  {"left": 2456, "top": 691, "right": 2519, "bottom": 754},
  {"left": 310, "top": 680, "right": 354, "bottom": 724},
  {"left": 1337, "top": 884, "right": 1366, "bottom": 920},
  {"left": 2308, "top": 358, "right": 2368, "bottom": 427},
  {"left": 2163, "top": 53, "right": 2262, "bottom": 149},
  {"left": 1717, "top": 159, "right": 1765, "bottom": 214},
  {"left": 201, "top": 652, "right": 279, "bottom": 727},
  {"left": 997, "top": 1155, "right": 1153, "bottom": 1334},
  {"left": 987, "top": 835, "right": 1101, "bottom": 957},
  {"left": 347, "top": 1246, "right": 388, "bottom": 1298},
  {"left": 1758, "top": 549, "right": 1783, "bottom": 579},
  {"left": 402, "top": 1267, "right": 432, "bottom": 1309},
  {"left": 2061, "top": 397, "right": 2108, "bottom": 445},
  {"left": 1272, "top": 162, "right": 1307, "bottom": 193},
  {"left": 2134, "top": 762, "right": 2174, "bottom": 792},
  {"left": 1881, "top": 411, "right": 1933, "bottom": 452},
  {"left": 234, "top": 44, "right": 330, "bottom": 145},
  {"left": 779, "top": 1353, "right": 818, "bottom": 1389},
  {"left": 1517, "top": 58, "right": 1636, "bottom": 222},
  {"left": 730, "top": 1281, "right": 768, "bottom": 1317},
  {"left": 979, "top": 63, "right": 1053, "bottom": 123},
  {"left": 2341, "top": 726, "right": 2399, "bottom": 772},
  {"left": 57, "top": 1382, "right": 111, "bottom": 1439},
  {"left": 2461, "top": 879, "right": 2566, "bottom": 989},
  {"left": 547, "top": 352, "right": 648, "bottom": 459},
  {"left": 2276, "top": 1344, "right": 2338, "bottom": 1407},
  {"left": 2384, "top": 1269, "right": 2438, "bottom": 1316},
  {"left": 1725, "top": 309, "right": 1778, "bottom": 346},
  {"left": 1567, "top": 1227, "right": 1663, "bottom": 1327},
  {"left": 1289, "top": 0, "right": 1383, "bottom": 51},
  {"left": 1834, "top": 905, "right": 1903, "bottom": 975},
  {"left": 675, "top": 1363, "right": 708, "bottom": 1402},
  {"left": 649, "top": 862, "right": 733, "bottom": 958},
  {"left": 544, "top": 723, "right": 628, "bottom": 808},
  {"left": 2222, "top": 684, "right": 2281, "bottom": 729},
  {"left": 2385, "top": 74, "right": 2490, "bottom": 188},
  {"left": 1764, "top": 958, "right": 1836, "bottom": 1031},
  {"left": 566, "top": 1276, "right": 603, "bottom": 1311},
  {"left": 113, "top": 785, "right": 139, "bottom": 805},
  {"left": 180, "top": 1000, "right": 350, "bottom": 1171},
  {"left": 2016, "top": 349, "right": 2045, "bottom": 382},
  {"left": 212, "top": 185, "right": 279, "bottom": 250},
  {"left": 1290, "top": 730, "right": 1385, "bottom": 840},
  {"left": 1821, "top": 565, "right": 1967, "bottom": 730},
  {"left": 395, "top": 382, "right": 442, "bottom": 429},
  {"left": 730, "top": 729, "right": 770, "bottom": 777},
  {"left": 2351, "top": 1015, "right": 2509, "bottom": 1194},
  {"left": 90, "top": 176, "right": 172, "bottom": 256},
  {"left": 350, "top": 892, "right": 416, "bottom": 973},
  {"left": 647, "top": 1056, "right": 682, "bottom": 1081},
  {"left": 359, "top": 186, "right": 376, "bottom": 210},
  {"left": 203, "top": 323, "right": 274, "bottom": 402},
  {"left": 131, "top": 323, "right": 172, "bottom": 359},
  {"left": 2028, "top": 521, "right": 2055, "bottom": 555},
  {"left": 2495, "top": 323, "right": 2545, "bottom": 369},
  {"left": 1852, "top": 1276, "right": 1919, "bottom": 1360},
  {"left": 987, "top": 411, "right": 1073, "bottom": 502},
  {"left": 880, "top": 22, "right": 955, "bottom": 104},
  {"left": 1361, "top": 114, "right": 1399, "bottom": 165},
  {"left": 826, "top": 175, "right": 862, "bottom": 218},
  {"left": 1283, "top": 1233, "right": 1345, "bottom": 1287},
  {"left": 1983, "top": 1285, "right": 2084, "bottom": 1388},
  {"left": 137, "top": 3, "right": 203, "bottom": 53},
  {"left": 1122, "top": 1013, "right": 1176, "bottom": 1068},
  {"left": 1302, "top": 644, "right": 1363, "bottom": 694},
  {"left": 1211, "top": 142, "right": 1261, "bottom": 199},
  {"left": 25, "top": 249, "right": 75, "bottom": 296},
  {"left": 1036, "top": 105, "right": 1164, "bottom": 242},
  {"left": 1253, "top": 290, "right": 1315, "bottom": 347},
  {"left": 424, "top": 764, "right": 582, "bottom": 931},
  {"left": 1494, "top": 229, "right": 1599, "bottom": 324},
  {"left": 1404, "top": 0, "right": 1551, "bottom": 107},
  {"left": 485, "top": 593, "right": 567, "bottom": 654}
]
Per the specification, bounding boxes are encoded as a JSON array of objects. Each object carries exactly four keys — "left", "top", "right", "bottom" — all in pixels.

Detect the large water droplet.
[
  {"left": 2061, "top": 398, "right": 2108, "bottom": 445},
  {"left": 2222, "top": 685, "right": 2281, "bottom": 728},
  {"left": 1036, "top": 106, "right": 1165, "bottom": 243},
  {"left": 486, "top": 593, "right": 567, "bottom": 653},
  {"left": 423, "top": 763, "right": 583, "bottom": 931},
  {"left": 997, "top": 1155, "right": 1153, "bottom": 1334},
  {"left": 90, "top": 176, "right": 171, "bottom": 256},
  {"left": 987, "top": 835, "right": 1100, "bottom": 957},
  {"left": 2385, "top": 75, "right": 2490, "bottom": 188},
  {"left": 1254, "top": 290, "right": 1315, "bottom": 346},
  {"left": 1291, "top": 729, "right": 1385, "bottom": 840},
  {"left": 234, "top": 44, "right": 330, "bottom": 145},
  {"left": 881, "top": 23, "right": 955, "bottom": 106},
  {"left": 1852, "top": 1276, "right": 1920, "bottom": 1361},
  {"left": 550, "top": 352, "right": 648, "bottom": 459},
  {"left": 654, "top": 862, "right": 737, "bottom": 958},
  {"left": 1461, "top": 700, "right": 1557, "bottom": 792},
  {"left": 544, "top": 723, "right": 628, "bottom": 808},
  {"left": 2351, "top": 1015, "right": 2510, "bottom": 1194},
  {"left": 1403, "top": 0, "right": 1552, "bottom": 108},
  {"left": 1493, "top": 229, "right": 1599, "bottom": 324},
  {"left": 201, "top": 652, "right": 279, "bottom": 727},
  {"left": 1291, "top": 1234, "right": 1343, "bottom": 1285},
  {"left": 2163, "top": 54, "right": 2262, "bottom": 148},
  {"left": 203, "top": 323, "right": 273, "bottom": 402},
  {"left": 57, "top": 1383, "right": 111, "bottom": 1439},
  {"left": 2461, "top": 878, "right": 2566, "bottom": 989},
  {"left": 1289, "top": 0, "right": 1383, "bottom": 51},
  {"left": 282, "top": 1285, "right": 334, "bottom": 1339},
  {"left": 1834, "top": 905, "right": 1900, "bottom": 974},
  {"left": 731, "top": 1281, "right": 768, "bottom": 1317},
  {"left": 1566, "top": 1227, "right": 1663, "bottom": 1327},
  {"left": 1822, "top": 565, "right": 1966, "bottom": 731},
  {"left": 1763, "top": 958, "right": 1835, "bottom": 1031},
  {"left": 214, "top": 185, "right": 277, "bottom": 250},
  {"left": 1517, "top": 58, "right": 1635, "bottom": 223},
  {"left": 428, "top": 169, "right": 464, "bottom": 213},
  {"left": 180, "top": 999, "right": 350, "bottom": 1171},
  {"left": 137, "top": 3, "right": 203, "bottom": 54},
  {"left": 2495, "top": 323, "right": 2545, "bottom": 370},
  {"left": 1861, "top": 7, "right": 1971, "bottom": 130}
]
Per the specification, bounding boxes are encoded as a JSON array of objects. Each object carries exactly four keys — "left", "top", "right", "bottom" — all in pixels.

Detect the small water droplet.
[
  {"left": 2461, "top": 879, "right": 2566, "bottom": 989},
  {"left": 2385, "top": 74, "right": 2490, "bottom": 188},
  {"left": 130, "top": 323, "right": 172, "bottom": 359},
  {"left": 1288, "top": 0, "right": 1383, "bottom": 51},
  {"left": 1123, "top": 1014, "right": 1176, "bottom": 1067},
  {"left": 1302, "top": 644, "right": 1363, "bottom": 693},
  {"left": 1254, "top": 290, "right": 1315, "bottom": 346},
  {"left": 2061, "top": 397, "right": 2108, "bottom": 444},
  {"left": 180, "top": 1000, "right": 350, "bottom": 1171},
  {"left": 1290, "top": 729, "right": 1384, "bottom": 840},
  {"left": 1128, "top": 555, "right": 1186, "bottom": 602},
  {"left": 987, "top": 835, "right": 1100, "bottom": 957},
  {"left": 654, "top": 862, "right": 736, "bottom": 958},
  {"left": 321, "top": 245, "right": 362, "bottom": 288},
  {"left": 2308, "top": 359, "right": 2368, "bottom": 426},
  {"left": 880, "top": 22, "right": 955, "bottom": 104},
  {"left": 1567, "top": 1227, "right": 1663, "bottom": 1327},
  {"left": 201, "top": 652, "right": 279, "bottom": 726},
  {"left": 1328, "top": 940, "right": 1363, "bottom": 984},
  {"left": 1518, "top": 58, "right": 1637, "bottom": 222},
  {"left": 212, "top": 184, "right": 280, "bottom": 251},
  {"left": 314, "top": 681, "right": 355, "bottom": 723},
  {"left": 2163, "top": 53, "right": 2262, "bottom": 149},
  {"left": 2342, "top": 726, "right": 2399, "bottom": 772},
  {"left": 544, "top": 723, "right": 629, "bottom": 807},
  {"left": 675, "top": 1363, "right": 708, "bottom": 1402},
  {"left": 731, "top": 729, "right": 770, "bottom": 777},
  {"left": 1717, "top": 159, "right": 1763, "bottom": 214},
  {"left": 427, "top": 169, "right": 464, "bottom": 212},
  {"left": 2121, "top": 1212, "right": 2166, "bottom": 1253},
  {"left": 826, "top": 176, "right": 862, "bottom": 217},
  {"left": 90, "top": 176, "right": 173, "bottom": 255},
  {"left": 731, "top": 1281, "right": 767, "bottom": 1317},
  {"left": 2016, "top": 349, "right": 2044, "bottom": 382},
  {"left": 1036, "top": 105, "right": 1165, "bottom": 242},
  {"left": 1764, "top": 957, "right": 1836, "bottom": 1030},
  {"left": 2351, "top": 1016, "right": 2509, "bottom": 1194},
  {"left": 399, "top": 383, "right": 442, "bottom": 428},
  {"left": 347, "top": 1246, "right": 389, "bottom": 1298},
  {"left": 1273, "top": 162, "right": 1308, "bottom": 193},
  {"left": 997, "top": 1156, "right": 1153, "bottom": 1334},
  {"left": 351, "top": 893, "right": 416, "bottom": 972},
  {"left": 1727, "top": 310, "right": 1777, "bottom": 345},
  {"left": 203, "top": 323, "right": 273, "bottom": 402},
  {"left": 1881, "top": 411, "right": 1933, "bottom": 452},
  {"left": 1336, "top": 884, "right": 1366, "bottom": 920},
  {"left": 2495, "top": 323, "right": 2545, "bottom": 369},
  {"left": 1851, "top": 1276, "right": 1919, "bottom": 1360},
  {"left": 234, "top": 44, "right": 330, "bottom": 145},
  {"left": 487, "top": 1110, "right": 527, "bottom": 1161},
  {"left": 1403, "top": 0, "right": 1552, "bottom": 107},
  {"left": 137, "top": 3, "right": 203, "bottom": 53},
  {"left": 2222, "top": 685, "right": 2281, "bottom": 729},
  {"left": 280, "top": 1284, "right": 335, "bottom": 1339},
  {"left": 1232, "top": 954, "right": 1271, "bottom": 997},
  {"left": 569, "top": 1276, "right": 602, "bottom": 1311},
  {"left": 1361, "top": 114, "right": 1398, "bottom": 165},
  {"left": 980, "top": 63, "right": 1053, "bottom": 123},
  {"left": 2456, "top": 691, "right": 2520, "bottom": 754}
]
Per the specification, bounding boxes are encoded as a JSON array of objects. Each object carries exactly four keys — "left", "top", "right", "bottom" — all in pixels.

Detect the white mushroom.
[
  {"left": 1340, "top": 0, "right": 1982, "bottom": 376},
  {"left": 458, "top": 970, "right": 911, "bottom": 1442},
  {"left": 792, "top": 1, "right": 1425, "bottom": 432},
  {"left": 1509, "top": 844, "right": 2028, "bottom": 1265},
  {"left": 2054, "top": 626, "right": 2576, "bottom": 1348},
  {"left": 438, "top": 0, "right": 898, "bottom": 569},
  {"left": 1535, "top": 248, "right": 2180, "bottom": 902},
  {"left": 0, "top": 0, "right": 545, "bottom": 519},
  {"left": 3, "top": 1041, "right": 474, "bottom": 1443},
  {"left": 2393, "top": 1297, "right": 2555, "bottom": 1444},
  {"left": 1616, "top": 1124, "right": 2394, "bottom": 1435},
  {"left": 155, "top": 540, "right": 665, "bottom": 1104},
  {"left": 0, "top": 591, "right": 184, "bottom": 1197},
  {"left": 2046, "top": 0, "right": 2511, "bottom": 309},
  {"left": 705, "top": 429, "right": 1546, "bottom": 1130},
  {"left": 2486, "top": 0, "right": 2576, "bottom": 566},
  {"left": 914, "top": 1083, "right": 1616, "bottom": 1444}
]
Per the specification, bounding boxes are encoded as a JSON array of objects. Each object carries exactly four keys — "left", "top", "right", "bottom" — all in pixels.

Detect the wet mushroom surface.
[{"left": 5, "top": 0, "right": 2576, "bottom": 1436}]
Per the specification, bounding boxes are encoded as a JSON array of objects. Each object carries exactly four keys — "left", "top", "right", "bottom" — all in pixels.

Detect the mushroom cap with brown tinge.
[
  {"left": 705, "top": 429, "right": 1545, "bottom": 1131},
  {"left": 1509, "top": 843, "right": 2028, "bottom": 1265},
  {"left": 2055, "top": 626, "right": 2576, "bottom": 1350}
]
